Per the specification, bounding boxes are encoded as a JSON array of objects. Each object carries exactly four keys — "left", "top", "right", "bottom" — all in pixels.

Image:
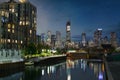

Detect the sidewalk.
[{"left": 107, "top": 61, "right": 120, "bottom": 80}]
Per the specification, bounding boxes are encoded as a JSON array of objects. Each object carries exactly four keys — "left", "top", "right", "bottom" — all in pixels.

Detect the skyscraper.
[
  {"left": 56, "top": 31, "right": 62, "bottom": 48},
  {"left": 94, "top": 28, "right": 102, "bottom": 46},
  {"left": 66, "top": 21, "right": 71, "bottom": 42},
  {"left": 66, "top": 21, "right": 71, "bottom": 48},
  {"left": 51, "top": 34, "right": 56, "bottom": 49},
  {"left": 18, "top": 0, "right": 37, "bottom": 47},
  {"left": 81, "top": 32, "right": 86, "bottom": 47},
  {"left": 46, "top": 30, "right": 52, "bottom": 46},
  {"left": 110, "top": 32, "right": 117, "bottom": 47}
]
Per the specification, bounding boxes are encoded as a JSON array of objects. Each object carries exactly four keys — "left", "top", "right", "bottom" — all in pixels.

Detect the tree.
[
  {"left": 44, "top": 44, "right": 50, "bottom": 53},
  {"left": 36, "top": 43, "right": 42, "bottom": 54},
  {"left": 26, "top": 43, "right": 37, "bottom": 55}
]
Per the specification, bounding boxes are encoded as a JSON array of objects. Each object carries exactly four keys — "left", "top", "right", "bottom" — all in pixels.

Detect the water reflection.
[{"left": 0, "top": 59, "right": 106, "bottom": 80}]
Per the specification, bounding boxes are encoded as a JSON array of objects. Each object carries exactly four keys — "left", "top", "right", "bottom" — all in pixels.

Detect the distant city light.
[{"left": 97, "top": 28, "right": 102, "bottom": 31}]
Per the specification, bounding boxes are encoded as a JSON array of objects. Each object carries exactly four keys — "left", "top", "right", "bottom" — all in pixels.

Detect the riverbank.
[
  {"left": 25, "top": 54, "right": 67, "bottom": 66},
  {"left": 104, "top": 53, "right": 120, "bottom": 80},
  {"left": 0, "top": 61, "right": 24, "bottom": 77}
]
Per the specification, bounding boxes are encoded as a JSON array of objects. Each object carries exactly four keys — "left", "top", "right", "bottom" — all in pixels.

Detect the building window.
[
  {"left": 26, "top": 21, "right": 29, "bottom": 25},
  {"left": 12, "top": 24, "right": 15, "bottom": 29},
  {"left": 8, "top": 24, "right": 11, "bottom": 28},
  {"left": 32, "top": 10, "right": 34, "bottom": 14},
  {"left": 15, "top": 40, "right": 17, "bottom": 43},
  {"left": 23, "top": 21, "right": 25, "bottom": 25},
  {"left": 8, "top": 29, "right": 10, "bottom": 32},
  {"left": 8, "top": 39, "right": 10, "bottom": 43},
  {"left": 12, "top": 30, "right": 14, "bottom": 33},
  {"left": 12, "top": 40, "right": 14, "bottom": 43},
  {"left": 30, "top": 30, "right": 32, "bottom": 34},
  {"left": 1, "top": 11, "right": 5, "bottom": 16},
  {"left": 19, "top": 21, "right": 22, "bottom": 25},
  {"left": 21, "top": 40, "right": 23, "bottom": 44},
  {"left": 15, "top": 13, "right": 18, "bottom": 17},
  {"left": 9, "top": 5, "right": 15, "bottom": 13},
  {"left": 5, "top": 11, "right": 9, "bottom": 17}
]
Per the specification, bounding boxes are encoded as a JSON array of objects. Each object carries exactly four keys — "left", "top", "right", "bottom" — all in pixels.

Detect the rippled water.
[{"left": 0, "top": 59, "right": 106, "bottom": 80}]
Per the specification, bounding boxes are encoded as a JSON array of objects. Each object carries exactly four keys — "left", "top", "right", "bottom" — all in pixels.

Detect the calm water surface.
[{"left": 0, "top": 59, "right": 106, "bottom": 80}]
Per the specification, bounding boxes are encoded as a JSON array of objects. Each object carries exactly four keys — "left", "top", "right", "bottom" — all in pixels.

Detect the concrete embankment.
[
  {"left": 33, "top": 55, "right": 66, "bottom": 66},
  {"left": 0, "top": 61, "right": 24, "bottom": 77},
  {"left": 107, "top": 61, "right": 120, "bottom": 80},
  {"left": 104, "top": 60, "right": 114, "bottom": 80}
]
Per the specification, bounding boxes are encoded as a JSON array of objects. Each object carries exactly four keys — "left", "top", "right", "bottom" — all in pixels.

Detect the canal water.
[{"left": 0, "top": 59, "right": 106, "bottom": 80}]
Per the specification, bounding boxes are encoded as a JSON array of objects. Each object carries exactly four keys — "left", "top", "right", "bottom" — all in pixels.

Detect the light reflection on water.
[{"left": 0, "top": 59, "right": 105, "bottom": 80}]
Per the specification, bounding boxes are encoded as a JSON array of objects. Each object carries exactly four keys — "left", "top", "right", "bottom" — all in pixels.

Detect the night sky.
[
  {"left": 1, "top": 0, "right": 120, "bottom": 38},
  {"left": 30, "top": 0, "right": 120, "bottom": 37}
]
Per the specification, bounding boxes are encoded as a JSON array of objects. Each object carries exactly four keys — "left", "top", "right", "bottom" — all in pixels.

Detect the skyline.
[
  {"left": 1, "top": 0, "right": 120, "bottom": 38},
  {"left": 30, "top": 0, "right": 120, "bottom": 37}
]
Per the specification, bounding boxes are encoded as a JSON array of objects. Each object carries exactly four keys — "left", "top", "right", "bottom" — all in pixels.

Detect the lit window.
[
  {"left": 21, "top": 40, "right": 23, "bottom": 44},
  {"left": 1, "top": 11, "right": 5, "bottom": 16},
  {"left": 8, "top": 24, "right": 11, "bottom": 28},
  {"left": 5, "top": 12, "right": 9, "bottom": 17},
  {"left": 15, "top": 40, "right": 17, "bottom": 43},
  {"left": 12, "top": 9, "right": 15, "bottom": 13},
  {"left": 16, "top": 13, "right": 18, "bottom": 17},
  {"left": 8, "top": 39, "right": 10, "bottom": 43},
  {"left": 12, "top": 24, "right": 15, "bottom": 28},
  {"left": 9, "top": 5, "right": 15, "bottom": 13},
  {"left": 19, "top": 21, "right": 22, "bottom": 25},
  {"left": 32, "top": 11, "right": 34, "bottom": 14},
  {"left": 26, "top": 21, "right": 29, "bottom": 25},
  {"left": 30, "top": 30, "right": 32, "bottom": 34},
  {"left": 9, "top": 9, "right": 12, "bottom": 12},
  {"left": 8, "top": 29, "right": 10, "bottom": 32},
  {"left": 34, "top": 18, "right": 36, "bottom": 23},
  {"left": 12, "top": 30, "right": 14, "bottom": 33},
  {"left": 23, "top": 21, "right": 25, "bottom": 25}
]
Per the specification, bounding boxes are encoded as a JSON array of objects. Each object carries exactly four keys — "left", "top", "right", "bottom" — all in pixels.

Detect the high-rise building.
[
  {"left": 0, "top": 9, "right": 19, "bottom": 50},
  {"left": 36, "top": 35, "right": 41, "bottom": 45},
  {"left": 46, "top": 30, "right": 52, "bottom": 46},
  {"left": 55, "top": 31, "right": 62, "bottom": 48},
  {"left": 94, "top": 28, "right": 102, "bottom": 46},
  {"left": 0, "top": 0, "right": 37, "bottom": 49},
  {"left": 110, "top": 32, "right": 117, "bottom": 47},
  {"left": 66, "top": 21, "right": 71, "bottom": 42},
  {"left": 51, "top": 34, "right": 56, "bottom": 49},
  {"left": 81, "top": 32, "right": 86, "bottom": 47},
  {"left": 66, "top": 21, "right": 71, "bottom": 48}
]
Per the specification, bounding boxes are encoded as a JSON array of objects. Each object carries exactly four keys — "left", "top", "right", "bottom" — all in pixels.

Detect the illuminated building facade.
[
  {"left": 66, "top": 21, "right": 71, "bottom": 48},
  {"left": 55, "top": 31, "right": 62, "bottom": 48},
  {"left": 0, "top": 9, "right": 19, "bottom": 49},
  {"left": 51, "top": 35, "right": 56, "bottom": 49},
  {"left": 94, "top": 28, "right": 102, "bottom": 46},
  {"left": 46, "top": 30, "right": 52, "bottom": 46},
  {"left": 81, "top": 32, "right": 86, "bottom": 47},
  {"left": 66, "top": 21, "right": 71, "bottom": 42},
  {"left": 36, "top": 35, "right": 41, "bottom": 45},
  {"left": 0, "top": 0, "right": 37, "bottom": 49},
  {"left": 110, "top": 32, "right": 117, "bottom": 47}
]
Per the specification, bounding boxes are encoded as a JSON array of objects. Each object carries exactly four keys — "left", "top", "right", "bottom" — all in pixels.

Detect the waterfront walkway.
[
  {"left": 25, "top": 54, "right": 66, "bottom": 63},
  {"left": 107, "top": 61, "right": 120, "bottom": 80}
]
